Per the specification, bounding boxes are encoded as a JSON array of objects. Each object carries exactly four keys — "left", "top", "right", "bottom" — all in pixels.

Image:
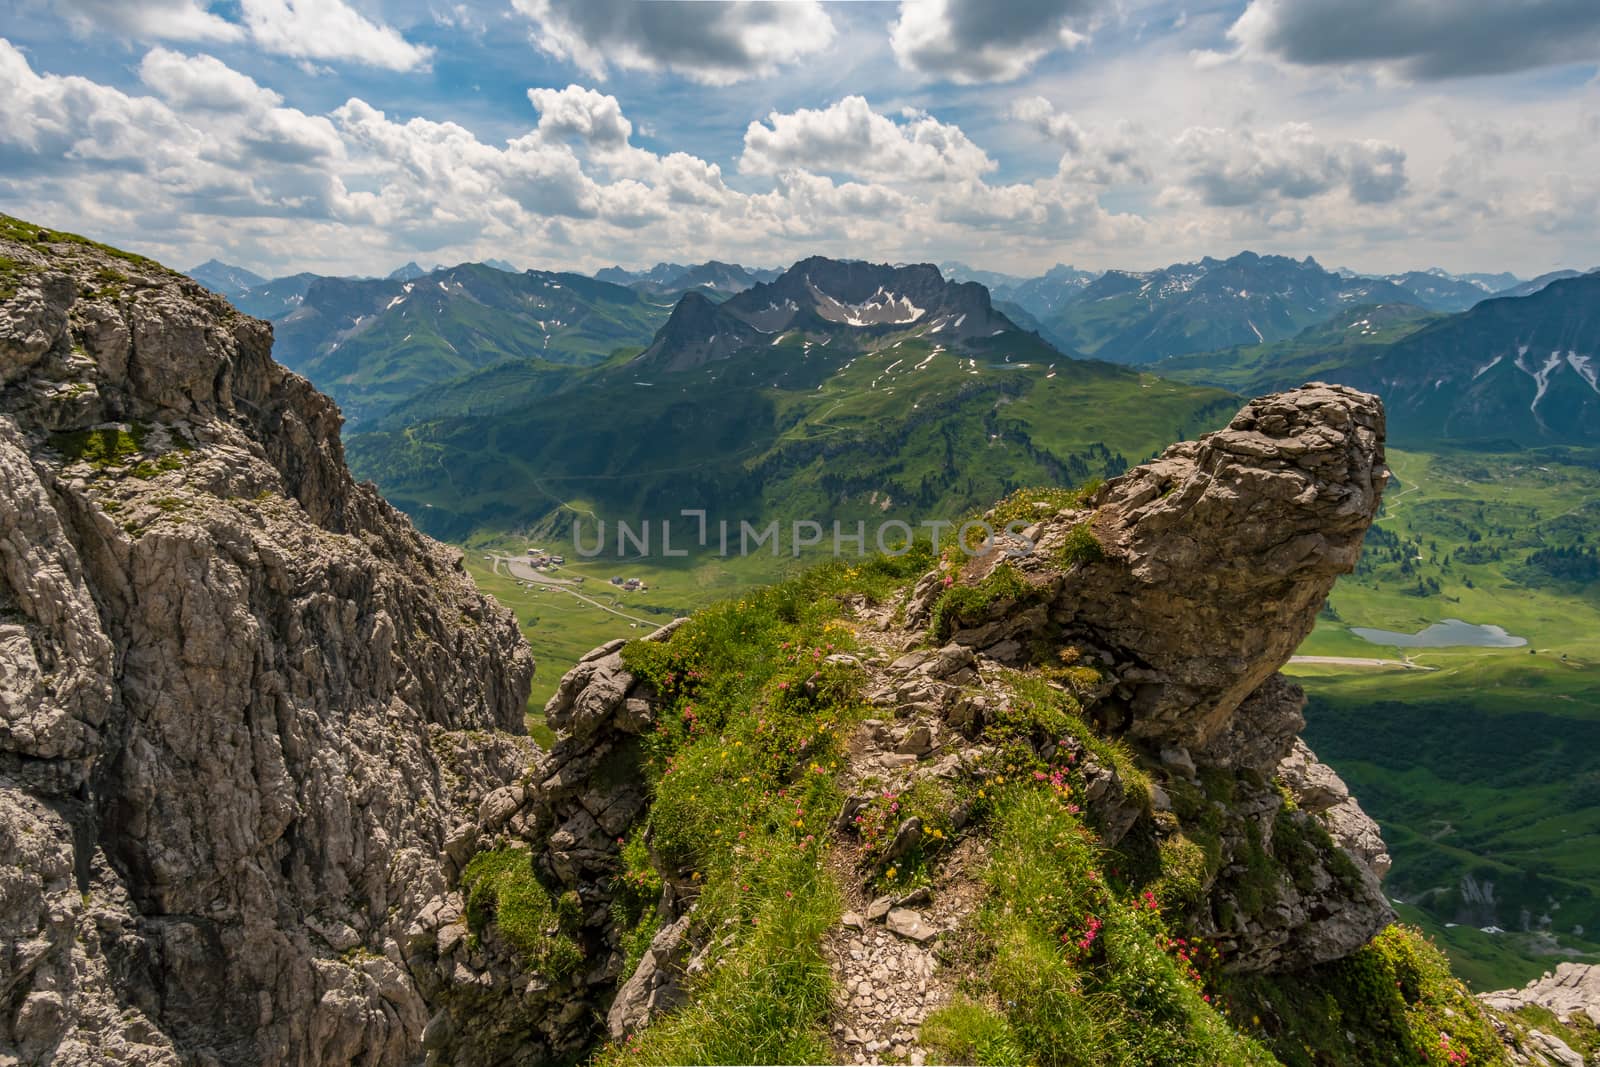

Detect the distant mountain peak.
[
  {"left": 388, "top": 261, "right": 429, "bottom": 282},
  {"left": 186, "top": 259, "right": 267, "bottom": 297},
  {"left": 633, "top": 255, "right": 1032, "bottom": 372}
]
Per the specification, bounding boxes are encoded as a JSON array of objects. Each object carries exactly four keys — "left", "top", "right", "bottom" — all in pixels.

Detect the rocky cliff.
[{"left": 0, "top": 219, "right": 533, "bottom": 1064}]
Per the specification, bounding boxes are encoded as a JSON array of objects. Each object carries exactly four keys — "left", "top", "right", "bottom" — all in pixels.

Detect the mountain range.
[
  {"left": 1160, "top": 273, "right": 1600, "bottom": 445},
  {"left": 1034, "top": 252, "right": 1429, "bottom": 363},
  {"left": 267, "top": 264, "right": 673, "bottom": 424},
  {"left": 183, "top": 250, "right": 1597, "bottom": 449},
  {"left": 186, "top": 257, "right": 266, "bottom": 297},
  {"left": 344, "top": 255, "right": 1235, "bottom": 539},
  {"left": 595, "top": 260, "right": 782, "bottom": 296}
]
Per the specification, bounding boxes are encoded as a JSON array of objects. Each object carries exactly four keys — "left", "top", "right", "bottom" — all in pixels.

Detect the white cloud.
[
  {"left": 527, "top": 85, "right": 632, "bottom": 149},
  {"left": 238, "top": 0, "right": 433, "bottom": 72},
  {"left": 0, "top": 38, "right": 197, "bottom": 170},
  {"left": 48, "top": 0, "right": 431, "bottom": 71},
  {"left": 890, "top": 0, "right": 1104, "bottom": 84},
  {"left": 1227, "top": 0, "right": 1600, "bottom": 80},
  {"left": 5, "top": 28, "right": 1600, "bottom": 282},
  {"left": 1172, "top": 122, "right": 1408, "bottom": 207},
  {"left": 138, "top": 48, "right": 283, "bottom": 112},
  {"left": 55, "top": 0, "right": 244, "bottom": 43},
  {"left": 1008, "top": 96, "right": 1150, "bottom": 184},
  {"left": 511, "top": 0, "right": 836, "bottom": 86},
  {"left": 740, "top": 96, "right": 995, "bottom": 183}
]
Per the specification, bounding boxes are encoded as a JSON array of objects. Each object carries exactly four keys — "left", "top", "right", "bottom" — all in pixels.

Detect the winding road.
[
  {"left": 489, "top": 554, "right": 656, "bottom": 626},
  {"left": 1287, "top": 655, "right": 1437, "bottom": 671}
]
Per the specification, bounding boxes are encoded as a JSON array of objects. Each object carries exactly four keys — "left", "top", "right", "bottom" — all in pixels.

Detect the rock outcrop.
[
  {"left": 0, "top": 223, "right": 533, "bottom": 1064},
  {"left": 906, "top": 383, "right": 1395, "bottom": 970},
  {"left": 1481, "top": 965, "right": 1600, "bottom": 1066}
]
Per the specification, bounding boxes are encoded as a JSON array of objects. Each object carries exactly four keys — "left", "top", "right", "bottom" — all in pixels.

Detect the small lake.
[{"left": 1350, "top": 618, "right": 1529, "bottom": 649}]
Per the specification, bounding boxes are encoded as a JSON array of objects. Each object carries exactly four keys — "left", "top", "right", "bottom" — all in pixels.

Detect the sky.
[{"left": 2, "top": 0, "right": 1598, "bottom": 280}]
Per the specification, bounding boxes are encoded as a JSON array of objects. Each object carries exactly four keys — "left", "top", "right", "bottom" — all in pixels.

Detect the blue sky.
[{"left": 2, "top": 0, "right": 1598, "bottom": 279}]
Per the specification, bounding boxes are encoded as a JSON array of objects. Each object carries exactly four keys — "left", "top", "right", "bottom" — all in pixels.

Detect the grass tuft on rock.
[
  {"left": 1058, "top": 521, "right": 1105, "bottom": 567},
  {"left": 928, "top": 563, "right": 1031, "bottom": 642},
  {"left": 460, "top": 847, "right": 584, "bottom": 977},
  {"left": 51, "top": 425, "right": 148, "bottom": 468},
  {"left": 927, "top": 784, "right": 1276, "bottom": 1066},
  {"left": 1221, "top": 924, "right": 1510, "bottom": 1066}
]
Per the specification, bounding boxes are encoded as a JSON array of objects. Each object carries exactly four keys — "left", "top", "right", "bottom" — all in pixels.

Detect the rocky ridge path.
[{"left": 820, "top": 619, "right": 986, "bottom": 1066}]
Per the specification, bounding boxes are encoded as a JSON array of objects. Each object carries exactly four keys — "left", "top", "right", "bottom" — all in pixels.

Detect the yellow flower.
[{"left": 885, "top": 867, "right": 898, "bottom": 879}]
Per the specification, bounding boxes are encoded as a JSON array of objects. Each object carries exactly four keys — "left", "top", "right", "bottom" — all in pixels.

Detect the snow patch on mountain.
[
  {"left": 1516, "top": 350, "right": 1566, "bottom": 413},
  {"left": 809, "top": 282, "right": 926, "bottom": 327},
  {"left": 1566, "top": 352, "right": 1599, "bottom": 394}
]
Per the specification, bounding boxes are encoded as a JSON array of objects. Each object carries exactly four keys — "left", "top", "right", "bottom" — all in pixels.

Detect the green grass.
[
  {"left": 929, "top": 782, "right": 1276, "bottom": 1066},
  {"left": 983, "top": 479, "right": 1103, "bottom": 529},
  {"left": 0, "top": 212, "right": 164, "bottom": 271},
  {"left": 460, "top": 847, "right": 583, "bottom": 976},
  {"left": 51, "top": 425, "right": 147, "bottom": 466},
  {"left": 1221, "top": 925, "right": 1509, "bottom": 1066},
  {"left": 1058, "top": 521, "right": 1105, "bottom": 567},
  {"left": 928, "top": 562, "right": 1031, "bottom": 641}
]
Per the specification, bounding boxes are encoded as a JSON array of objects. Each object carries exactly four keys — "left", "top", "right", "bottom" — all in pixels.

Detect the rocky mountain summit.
[
  {"left": 0, "top": 218, "right": 533, "bottom": 1064},
  {"left": 633, "top": 257, "right": 1035, "bottom": 372}
]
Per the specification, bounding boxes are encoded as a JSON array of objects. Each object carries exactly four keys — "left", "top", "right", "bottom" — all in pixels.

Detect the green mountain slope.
[
  {"left": 270, "top": 263, "right": 673, "bottom": 425},
  {"left": 1152, "top": 303, "right": 1442, "bottom": 391}
]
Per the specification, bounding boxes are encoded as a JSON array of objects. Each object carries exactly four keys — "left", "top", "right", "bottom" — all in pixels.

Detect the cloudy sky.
[{"left": 2, "top": 0, "right": 1598, "bottom": 279}]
